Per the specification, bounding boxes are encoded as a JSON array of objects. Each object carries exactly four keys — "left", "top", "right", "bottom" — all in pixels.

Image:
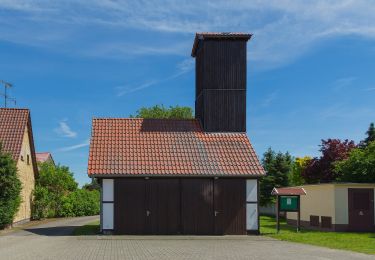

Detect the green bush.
[
  {"left": 60, "top": 189, "right": 100, "bottom": 217},
  {"left": 0, "top": 144, "right": 21, "bottom": 228},
  {"left": 32, "top": 162, "right": 99, "bottom": 219}
]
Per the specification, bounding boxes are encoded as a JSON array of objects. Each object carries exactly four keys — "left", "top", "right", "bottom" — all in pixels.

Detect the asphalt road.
[{"left": 0, "top": 216, "right": 373, "bottom": 260}]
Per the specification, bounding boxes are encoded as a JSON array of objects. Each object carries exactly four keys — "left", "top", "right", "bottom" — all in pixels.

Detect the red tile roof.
[
  {"left": 0, "top": 108, "right": 38, "bottom": 175},
  {"left": 36, "top": 152, "right": 54, "bottom": 164},
  {"left": 88, "top": 118, "right": 265, "bottom": 177},
  {"left": 0, "top": 108, "right": 30, "bottom": 160},
  {"left": 271, "top": 187, "right": 307, "bottom": 196},
  {"left": 191, "top": 32, "right": 252, "bottom": 57}
]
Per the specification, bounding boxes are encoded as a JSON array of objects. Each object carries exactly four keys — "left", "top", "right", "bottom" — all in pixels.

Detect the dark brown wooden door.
[
  {"left": 214, "top": 179, "right": 246, "bottom": 235},
  {"left": 146, "top": 179, "right": 180, "bottom": 234},
  {"left": 114, "top": 179, "right": 146, "bottom": 234},
  {"left": 348, "top": 188, "right": 374, "bottom": 232},
  {"left": 181, "top": 179, "right": 214, "bottom": 234}
]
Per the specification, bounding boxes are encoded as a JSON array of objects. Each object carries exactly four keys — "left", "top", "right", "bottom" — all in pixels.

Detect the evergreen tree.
[
  {"left": 259, "top": 148, "right": 293, "bottom": 206},
  {"left": 360, "top": 123, "right": 375, "bottom": 148}
]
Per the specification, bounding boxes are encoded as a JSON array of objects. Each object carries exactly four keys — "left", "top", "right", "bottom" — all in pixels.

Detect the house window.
[
  {"left": 21, "top": 155, "right": 24, "bottom": 161},
  {"left": 27, "top": 155, "right": 30, "bottom": 165}
]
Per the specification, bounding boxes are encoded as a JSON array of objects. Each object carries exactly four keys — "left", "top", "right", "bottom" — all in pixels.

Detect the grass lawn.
[
  {"left": 72, "top": 220, "right": 100, "bottom": 236},
  {"left": 260, "top": 215, "right": 375, "bottom": 255}
]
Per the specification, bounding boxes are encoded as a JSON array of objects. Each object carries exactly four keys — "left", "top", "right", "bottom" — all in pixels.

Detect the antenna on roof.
[{"left": 0, "top": 80, "right": 16, "bottom": 108}]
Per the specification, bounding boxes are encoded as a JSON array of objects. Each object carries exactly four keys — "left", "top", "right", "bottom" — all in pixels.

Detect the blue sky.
[{"left": 0, "top": 1, "right": 374, "bottom": 186}]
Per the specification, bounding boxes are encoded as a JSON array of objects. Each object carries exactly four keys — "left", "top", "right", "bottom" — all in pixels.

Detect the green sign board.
[{"left": 279, "top": 196, "right": 299, "bottom": 211}]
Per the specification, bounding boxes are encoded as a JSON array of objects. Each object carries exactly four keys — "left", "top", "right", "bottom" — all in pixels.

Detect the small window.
[
  {"left": 20, "top": 155, "right": 24, "bottom": 161},
  {"left": 27, "top": 155, "right": 30, "bottom": 165},
  {"left": 310, "top": 215, "right": 319, "bottom": 227}
]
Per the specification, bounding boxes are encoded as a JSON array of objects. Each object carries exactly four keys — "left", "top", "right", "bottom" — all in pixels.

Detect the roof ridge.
[
  {"left": 0, "top": 108, "right": 30, "bottom": 111},
  {"left": 92, "top": 118, "right": 198, "bottom": 121}
]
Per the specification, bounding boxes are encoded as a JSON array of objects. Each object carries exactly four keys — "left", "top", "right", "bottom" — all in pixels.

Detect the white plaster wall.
[
  {"left": 246, "top": 204, "right": 258, "bottom": 230},
  {"left": 102, "top": 203, "right": 114, "bottom": 230},
  {"left": 246, "top": 179, "right": 258, "bottom": 231},
  {"left": 334, "top": 186, "right": 348, "bottom": 225},
  {"left": 288, "top": 184, "right": 335, "bottom": 223},
  {"left": 102, "top": 179, "right": 114, "bottom": 201},
  {"left": 246, "top": 179, "right": 257, "bottom": 202},
  {"left": 102, "top": 179, "right": 114, "bottom": 230}
]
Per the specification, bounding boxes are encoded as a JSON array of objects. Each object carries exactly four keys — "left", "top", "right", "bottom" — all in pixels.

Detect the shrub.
[
  {"left": 60, "top": 189, "right": 100, "bottom": 217},
  {"left": 0, "top": 144, "right": 21, "bottom": 228}
]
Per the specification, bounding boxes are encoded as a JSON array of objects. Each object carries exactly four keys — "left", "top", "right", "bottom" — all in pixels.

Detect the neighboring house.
[
  {"left": 286, "top": 183, "right": 375, "bottom": 232},
  {"left": 36, "top": 152, "right": 55, "bottom": 165},
  {"left": 88, "top": 32, "right": 266, "bottom": 235},
  {"left": 0, "top": 108, "right": 38, "bottom": 224}
]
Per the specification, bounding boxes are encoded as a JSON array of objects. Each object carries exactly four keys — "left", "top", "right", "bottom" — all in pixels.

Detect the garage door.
[
  {"left": 114, "top": 179, "right": 180, "bottom": 235},
  {"left": 114, "top": 178, "right": 246, "bottom": 235},
  {"left": 348, "top": 188, "right": 374, "bottom": 232}
]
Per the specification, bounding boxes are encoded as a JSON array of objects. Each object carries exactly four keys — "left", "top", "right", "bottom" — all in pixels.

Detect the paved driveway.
[{"left": 0, "top": 216, "right": 373, "bottom": 260}]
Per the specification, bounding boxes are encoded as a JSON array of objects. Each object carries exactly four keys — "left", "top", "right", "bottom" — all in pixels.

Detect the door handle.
[
  {"left": 146, "top": 210, "right": 151, "bottom": 217},
  {"left": 214, "top": 211, "right": 219, "bottom": 217}
]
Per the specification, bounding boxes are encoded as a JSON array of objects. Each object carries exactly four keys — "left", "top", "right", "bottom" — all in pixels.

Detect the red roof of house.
[
  {"left": 0, "top": 108, "right": 30, "bottom": 160},
  {"left": 0, "top": 108, "right": 38, "bottom": 174},
  {"left": 271, "top": 187, "right": 307, "bottom": 196},
  {"left": 191, "top": 32, "right": 252, "bottom": 57},
  {"left": 88, "top": 118, "right": 265, "bottom": 177},
  {"left": 36, "top": 152, "right": 54, "bottom": 164}
]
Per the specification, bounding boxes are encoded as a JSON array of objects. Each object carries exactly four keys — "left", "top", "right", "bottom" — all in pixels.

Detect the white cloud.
[
  {"left": 59, "top": 139, "right": 89, "bottom": 152},
  {"left": 115, "top": 58, "right": 193, "bottom": 96},
  {"left": 333, "top": 76, "right": 357, "bottom": 90},
  {"left": 55, "top": 120, "right": 77, "bottom": 138},
  {"left": 1, "top": 1, "right": 375, "bottom": 69}
]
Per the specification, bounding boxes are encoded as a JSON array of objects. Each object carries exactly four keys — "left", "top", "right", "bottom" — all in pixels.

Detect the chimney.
[{"left": 192, "top": 32, "right": 252, "bottom": 132}]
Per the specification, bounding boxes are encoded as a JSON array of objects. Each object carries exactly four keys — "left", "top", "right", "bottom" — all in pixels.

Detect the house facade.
[
  {"left": 0, "top": 108, "right": 38, "bottom": 224},
  {"left": 88, "top": 33, "right": 265, "bottom": 235}
]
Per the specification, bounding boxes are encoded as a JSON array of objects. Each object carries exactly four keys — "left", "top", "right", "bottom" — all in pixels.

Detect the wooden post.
[
  {"left": 276, "top": 195, "right": 280, "bottom": 233},
  {"left": 297, "top": 196, "right": 300, "bottom": 232}
]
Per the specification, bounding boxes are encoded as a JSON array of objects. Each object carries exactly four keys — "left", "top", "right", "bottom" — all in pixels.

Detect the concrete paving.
[{"left": 0, "top": 216, "right": 373, "bottom": 260}]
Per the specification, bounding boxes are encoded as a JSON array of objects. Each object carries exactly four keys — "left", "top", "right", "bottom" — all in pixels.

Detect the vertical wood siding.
[
  {"left": 114, "top": 178, "right": 247, "bottom": 235},
  {"left": 195, "top": 39, "right": 247, "bottom": 132}
]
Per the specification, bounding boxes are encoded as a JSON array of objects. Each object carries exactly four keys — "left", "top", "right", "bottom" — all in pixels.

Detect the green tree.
[
  {"left": 288, "top": 156, "right": 311, "bottom": 186},
  {"left": 360, "top": 123, "right": 375, "bottom": 148},
  {"left": 259, "top": 148, "right": 293, "bottom": 206},
  {"left": 82, "top": 178, "right": 100, "bottom": 191},
  {"left": 0, "top": 144, "right": 21, "bottom": 228},
  {"left": 335, "top": 141, "right": 375, "bottom": 183},
  {"left": 33, "top": 162, "right": 78, "bottom": 218},
  {"left": 131, "top": 105, "right": 193, "bottom": 119}
]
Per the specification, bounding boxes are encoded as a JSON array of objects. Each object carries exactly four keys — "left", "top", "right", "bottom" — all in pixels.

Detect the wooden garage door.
[
  {"left": 115, "top": 178, "right": 246, "bottom": 235},
  {"left": 348, "top": 188, "right": 374, "bottom": 232},
  {"left": 147, "top": 179, "right": 180, "bottom": 234},
  {"left": 114, "top": 179, "right": 180, "bottom": 235},
  {"left": 214, "top": 179, "right": 246, "bottom": 235},
  {"left": 181, "top": 179, "right": 214, "bottom": 234},
  {"left": 114, "top": 179, "right": 146, "bottom": 234}
]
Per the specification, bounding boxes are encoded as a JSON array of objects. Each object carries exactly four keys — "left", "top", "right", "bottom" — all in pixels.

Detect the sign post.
[{"left": 271, "top": 188, "right": 306, "bottom": 233}]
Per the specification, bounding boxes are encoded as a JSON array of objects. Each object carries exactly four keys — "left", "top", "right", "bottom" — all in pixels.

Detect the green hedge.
[
  {"left": 0, "top": 144, "right": 21, "bottom": 228},
  {"left": 60, "top": 189, "right": 100, "bottom": 217},
  {"left": 32, "top": 162, "right": 100, "bottom": 219}
]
